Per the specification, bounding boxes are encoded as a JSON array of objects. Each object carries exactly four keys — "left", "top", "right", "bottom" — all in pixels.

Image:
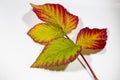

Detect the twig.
[{"left": 65, "top": 35, "right": 98, "bottom": 80}]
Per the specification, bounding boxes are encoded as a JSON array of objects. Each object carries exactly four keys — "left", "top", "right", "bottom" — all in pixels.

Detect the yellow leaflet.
[{"left": 28, "top": 23, "right": 65, "bottom": 44}]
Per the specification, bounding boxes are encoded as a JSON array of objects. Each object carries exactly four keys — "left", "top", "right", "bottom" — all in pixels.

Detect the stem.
[
  {"left": 77, "top": 58, "right": 86, "bottom": 69},
  {"left": 65, "top": 35, "right": 86, "bottom": 69},
  {"left": 80, "top": 53, "right": 98, "bottom": 80},
  {"left": 65, "top": 34, "right": 86, "bottom": 69},
  {"left": 65, "top": 35, "right": 86, "bottom": 68},
  {"left": 65, "top": 35, "right": 98, "bottom": 80},
  {"left": 65, "top": 35, "right": 70, "bottom": 39},
  {"left": 78, "top": 57, "right": 93, "bottom": 80}
]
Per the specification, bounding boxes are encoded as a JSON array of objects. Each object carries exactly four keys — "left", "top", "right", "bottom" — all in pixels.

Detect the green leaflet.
[{"left": 31, "top": 38, "right": 81, "bottom": 68}]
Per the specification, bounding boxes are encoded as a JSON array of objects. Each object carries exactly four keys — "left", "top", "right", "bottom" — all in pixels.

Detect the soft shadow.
[
  {"left": 23, "top": 10, "right": 42, "bottom": 28},
  {"left": 97, "top": 48, "right": 107, "bottom": 55},
  {"left": 65, "top": 55, "right": 92, "bottom": 72}
]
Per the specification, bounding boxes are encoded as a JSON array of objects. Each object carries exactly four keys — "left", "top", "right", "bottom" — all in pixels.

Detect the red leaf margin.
[
  {"left": 31, "top": 38, "right": 81, "bottom": 68},
  {"left": 30, "top": 3, "right": 79, "bottom": 33},
  {"left": 76, "top": 27, "right": 107, "bottom": 50}
]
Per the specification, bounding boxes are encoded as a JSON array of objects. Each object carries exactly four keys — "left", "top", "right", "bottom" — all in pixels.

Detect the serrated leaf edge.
[{"left": 31, "top": 38, "right": 81, "bottom": 68}]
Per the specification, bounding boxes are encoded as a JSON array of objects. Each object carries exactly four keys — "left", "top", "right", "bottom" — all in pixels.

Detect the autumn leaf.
[
  {"left": 76, "top": 27, "right": 107, "bottom": 55},
  {"left": 27, "top": 23, "right": 65, "bottom": 44},
  {"left": 31, "top": 38, "right": 81, "bottom": 68},
  {"left": 30, "top": 3, "right": 79, "bottom": 33},
  {"left": 28, "top": 3, "right": 108, "bottom": 80}
]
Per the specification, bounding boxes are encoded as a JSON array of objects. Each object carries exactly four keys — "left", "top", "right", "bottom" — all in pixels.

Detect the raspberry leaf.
[
  {"left": 30, "top": 3, "right": 79, "bottom": 33},
  {"left": 31, "top": 38, "right": 81, "bottom": 68},
  {"left": 27, "top": 23, "right": 65, "bottom": 44},
  {"left": 76, "top": 27, "right": 107, "bottom": 55}
]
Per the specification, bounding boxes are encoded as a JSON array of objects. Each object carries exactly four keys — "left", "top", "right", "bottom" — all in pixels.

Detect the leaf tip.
[
  {"left": 30, "top": 3, "right": 33, "bottom": 7},
  {"left": 30, "top": 63, "right": 40, "bottom": 68},
  {"left": 27, "top": 30, "right": 30, "bottom": 36},
  {"left": 30, "top": 63, "right": 36, "bottom": 68},
  {"left": 30, "top": 3, "right": 39, "bottom": 8}
]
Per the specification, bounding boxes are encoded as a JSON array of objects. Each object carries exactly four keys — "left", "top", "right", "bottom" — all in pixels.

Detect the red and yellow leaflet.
[
  {"left": 76, "top": 27, "right": 107, "bottom": 54},
  {"left": 30, "top": 3, "right": 79, "bottom": 33}
]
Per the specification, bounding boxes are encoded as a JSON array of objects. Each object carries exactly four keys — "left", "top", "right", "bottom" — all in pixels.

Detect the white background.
[{"left": 0, "top": 0, "right": 120, "bottom": 80}]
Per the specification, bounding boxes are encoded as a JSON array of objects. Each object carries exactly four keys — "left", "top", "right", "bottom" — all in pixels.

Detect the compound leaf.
[
  {"left": 27, "top": 23, "right": 65, "bottom": 44},
  {"left": 76, "top": 27, "right": 107, "bottom": 55},
  {"left": 30, "top": 3, "right": 79, "bottom": 33},
  {"left": 31, "top": 38, "right": 81, "bottom": 68}
]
